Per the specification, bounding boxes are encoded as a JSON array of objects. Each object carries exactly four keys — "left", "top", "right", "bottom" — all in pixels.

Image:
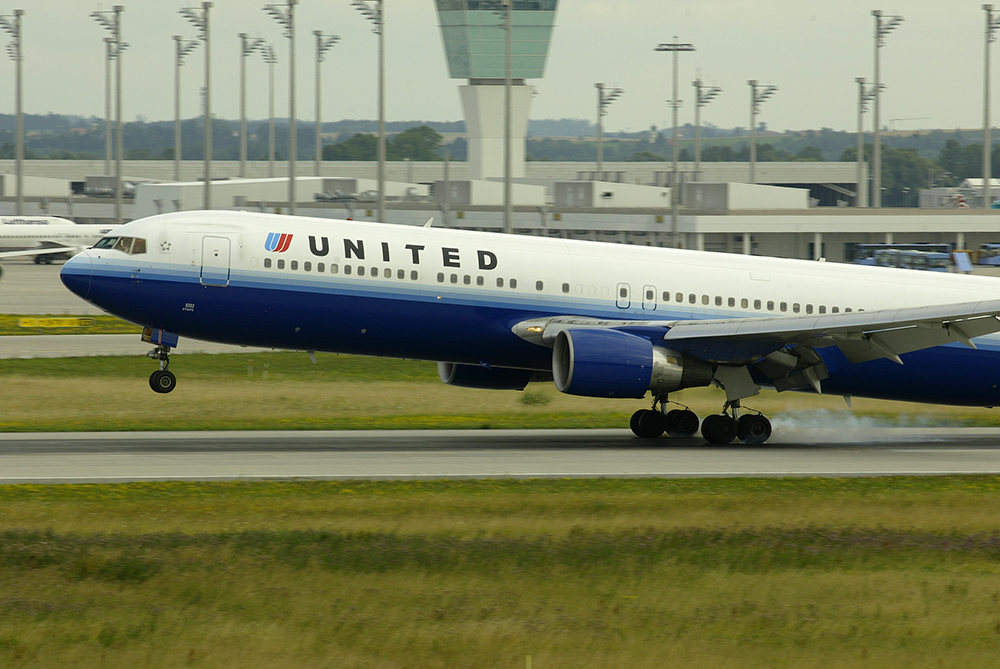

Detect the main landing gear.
[
  {"left": 146, "top": 343, "right": 176, "bottom": 394},
  {"left": 630, "top": 396, "right": 772, "bottom": 445}
]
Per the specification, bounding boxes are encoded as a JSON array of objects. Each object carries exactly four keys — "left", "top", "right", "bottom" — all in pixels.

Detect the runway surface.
[{"left": 2, "top": 428, "right": 1000, "bottom": 484}]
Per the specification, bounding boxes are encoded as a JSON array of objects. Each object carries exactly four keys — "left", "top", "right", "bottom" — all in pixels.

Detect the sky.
[{"left": 0, "top": 0, "right": 995, "bottom": 134}]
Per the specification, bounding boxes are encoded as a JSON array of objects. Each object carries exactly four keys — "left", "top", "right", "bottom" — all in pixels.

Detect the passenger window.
[
  {"left": 662, "top": 291, "right": 670, "bottom": 302},
  {"left": 411, "top": 271, "right": 418, "bottom": 280},
  {"left": 318, "top": 262, "right": 325, "bottom": 273},
  {"left": 702, "top": 295, "right": 709, "bottom": 305},
  {"left": 510, "top": 279, "right": 518, "bottom": 289},
  {"left": 277, "top": 259, "right": 285, "bottom": 270},
  {"left": 620, "top": 287, "right": 628, "bottom": 298},
  {"left": 728, "top": 297, "right": 736, "bottom": 307},
  {"left": 397, "top": 269, "right": 404, "bottom": 279},
  {"left": 464, "top": 275, "right": 471, "bottom": 285},
  {"left": 437, "top": 272, "right": 445, "bottom": 283},
  {"left": 264, "top": 258, "right": 272, "bottom": 268},
  {"left": 536, "top": 281, "right": 544, "bottom": 291},
  {"left": 563, "top": 283, "right": 570, "bottom": 294},
  {"left": 845, "top": 307, "right": 853, "bottom": 313},
  {"left": 331, "top": 264, "right": 339, "bottom": 274},
  {"left": 832, "top": 306, "right": 840, "bottom": 313},
  {"left": 385, "top": 269, "right": 392, "bottom": 279},
  {"left": 754, "top": 299, "right": 761, "bottom": 310},
  {"left": 304, "top": 262, "right": 311, "bottom": 272},
  {"left": 344, "top": 265, "right": 352, "bottom": 275},
  {"left": 497, "top": 278, "right": 504, "bottom": 288},
  {"left": 675, "top": 293, "right": 683, "bottom": 303},
  {"left": 780, "top": 302, "right": 787, "bottom": 312},
  {"left": 806, "top": 304, "right": 813, "bottom": 314},
  {"left": 646, "top": 289, "right": 654, "bottom": 301},
  {"left": 478, "top": 276, "right": 485, "bottom": 286},
  {"left": 767, "top": 300, "right": 774, "bottom": 311},
  {"left": 688, "top": 294, "right": 696, "bottom": 304},
  {"left": 741, "top": 298, "right": 749, "bottom": 309},
  {"left": 792, "top": 303, "right": 800, "bottom": 313},
  {"left": 714, "top": 296, "right": 722, "bottom": 306},
  {"left": 450, "top": 274, "right": 458, "bottom": 284},
  {"left": 819, "top": 305, "right": 826, "bottom": 314}
]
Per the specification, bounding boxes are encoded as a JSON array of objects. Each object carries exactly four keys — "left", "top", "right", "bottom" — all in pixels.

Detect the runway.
[{"left": 2, "top": 428, "right": 1000, "bottom": 484}]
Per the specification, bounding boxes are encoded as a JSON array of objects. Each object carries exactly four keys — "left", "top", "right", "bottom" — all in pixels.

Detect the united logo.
[{"left": 264, "top": 232, "right": 293, "bottom": 253}]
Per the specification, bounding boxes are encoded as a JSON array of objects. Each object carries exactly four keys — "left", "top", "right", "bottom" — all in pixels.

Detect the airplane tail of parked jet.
[{"left": 60, "top": 210, "right": 1000, "bottom": 444}]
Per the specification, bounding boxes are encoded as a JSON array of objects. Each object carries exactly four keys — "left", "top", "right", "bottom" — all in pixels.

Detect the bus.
[{"left": 850, "top": 243, "right": 952, "bottom": 266}]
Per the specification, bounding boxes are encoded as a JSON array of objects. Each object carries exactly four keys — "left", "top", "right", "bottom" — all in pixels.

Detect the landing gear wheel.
[
  {"left": 630, "top": 409, "right": 665, "bottom": 438},
  {"left": 149, "top": 370, "right": 177, "bottom": 394},
  {"left": 701, "top": 414, "right": 737, "bottom": 444},
  {"left": 737, "top": 414, "right": 772, "bottom": 445},
  {"left": 665, "top": 409, "right": 699, "bottom": 437}
]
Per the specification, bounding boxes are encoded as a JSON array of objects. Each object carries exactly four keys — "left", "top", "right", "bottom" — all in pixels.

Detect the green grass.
[{"left": 2, "top": 477, "right": 1000, "bottom": 667}]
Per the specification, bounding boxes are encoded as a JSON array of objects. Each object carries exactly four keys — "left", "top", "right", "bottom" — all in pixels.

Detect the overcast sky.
[{"left": 0, "top": 1, "right": 994, "bottom": 134}]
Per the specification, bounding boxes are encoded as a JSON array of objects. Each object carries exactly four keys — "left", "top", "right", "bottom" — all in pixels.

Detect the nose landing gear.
[{"left": 146, "top": 343, "right": 176, "bottom": 393}]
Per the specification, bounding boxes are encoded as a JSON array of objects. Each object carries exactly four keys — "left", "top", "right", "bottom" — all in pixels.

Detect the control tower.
[{"left": 435, "top": 1, "right": 558, "bottom": 181}]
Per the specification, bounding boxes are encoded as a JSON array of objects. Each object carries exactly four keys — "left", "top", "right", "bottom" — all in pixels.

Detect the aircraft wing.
[{"left": 514, "top": 298, "right": 1000, "bottom": 366}]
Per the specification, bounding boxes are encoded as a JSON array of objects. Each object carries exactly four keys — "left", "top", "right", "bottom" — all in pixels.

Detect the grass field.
[
  {"left": 3, "top": 350, "right": 1000, "bottom": 432},
  {"left": 1, "top": 477, "right": 1000, "bottom": 667}
]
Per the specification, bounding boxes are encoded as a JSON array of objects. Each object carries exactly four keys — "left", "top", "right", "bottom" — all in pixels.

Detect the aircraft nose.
[{"left": 60, "top": 250, "right": 93, "bottom": 301}]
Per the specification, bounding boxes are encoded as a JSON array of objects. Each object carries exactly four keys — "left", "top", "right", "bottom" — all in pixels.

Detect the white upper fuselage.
[{"left": 0, "top": 216, "right": 115, "bottom": 255}]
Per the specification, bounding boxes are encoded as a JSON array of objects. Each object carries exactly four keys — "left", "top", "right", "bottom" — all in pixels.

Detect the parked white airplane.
[
  {"left": 60, "top": 210, "right": 1000, "bottom": 444},
  {"left": 0, "top": 216, "right": 115, "bottom": 269}
]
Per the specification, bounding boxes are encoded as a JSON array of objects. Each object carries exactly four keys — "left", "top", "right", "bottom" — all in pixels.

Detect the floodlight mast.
[
  {"left": 265, "top": 1, "right": 297, "bottom": 215},
  {"left": 180, "top": 2, "right": 212, "bottom": 210},
  {"left": 656, "top": 37, "right": 695, "bottom": 249},
  {"left": 174, "top": 36, "right": 199, "bottom": 183},
  {"left": 315, "top": 31, "right": 340, "bottom": 177},
  {"left": 352, "top": 0, "right": 384, "bottom": 223},
  {"left": 984, "top": 5, "right": 1000, "bottom": 209},
  {"left": 693, "top": 77, "right": 721, "bottom": 181},
  {"left": 748, "top": 80, "right": 778, "bottom": 185},
  {"left": 91, "top": 5, "right": 125, "bottom": 225},
  {"left": 260, "top": 43, "right": 278, "bottom": 179},
  {"left": 0, "top": 9, "right": 23, "bottom": 215},
  {"left": 240, "top": 34, "right": 265, "bottom": 179},
  {"left": 855, "top": 76, "right": 877, "bottom": 207},
  {"left": 595, "top": 83, "right": 623, "bottom": 176},
  {"left": 872, "top": 9, "right": 903, "bottom": 208}
]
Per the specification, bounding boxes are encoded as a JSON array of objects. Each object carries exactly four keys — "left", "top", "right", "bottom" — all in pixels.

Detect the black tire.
[
  {"left": 737, "top": 414, "right": 772, "bottom": 445},
  {"left": 630, "top": 409, "right": 665, "bottom": 438},
  {"left": 701, "top": 414, "right": 737, "bottom": 444},
  {"left": 665, "top": 409, "right": 699, "bottom": 438},
  {"left": 149, "top": 370, "right": 177, "bottom": 394}
]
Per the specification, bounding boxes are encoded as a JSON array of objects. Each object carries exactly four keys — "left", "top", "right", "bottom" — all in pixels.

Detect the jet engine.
[
  {"left": 437, "top": 362, "right": 536, "bottom": 390},
  {"left": 552, "top": 329, "right": 712, "bottom": 398}
]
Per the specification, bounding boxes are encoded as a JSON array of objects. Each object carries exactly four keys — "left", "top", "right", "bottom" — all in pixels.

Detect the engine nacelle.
[
  {"left": 552, "top": 329, "right": 712, "bottom": 398},
  {"left": 437, "top": 362, "right": 535, "bottom": 390}
]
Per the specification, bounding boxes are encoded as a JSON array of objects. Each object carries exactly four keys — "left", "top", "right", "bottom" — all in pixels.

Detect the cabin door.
[{"left": 200, "top": 236, "right": 231, "bottom": 287}]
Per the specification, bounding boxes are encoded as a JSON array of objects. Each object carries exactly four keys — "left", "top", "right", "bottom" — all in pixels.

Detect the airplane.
[
  {"left": 0, "top": 216, "right": 116, "bottom": 276},
  {"left": 59, "top": 209, "right": 1000, "bottom": 445}
]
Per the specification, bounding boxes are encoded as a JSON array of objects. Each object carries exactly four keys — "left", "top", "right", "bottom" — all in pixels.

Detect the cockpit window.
[{"left": 94, "top": 236, "right": 147, "bottom": 255}]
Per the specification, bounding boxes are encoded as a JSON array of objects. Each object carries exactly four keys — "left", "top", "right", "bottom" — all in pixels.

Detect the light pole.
[
  {"left": 174, "top": 36, "right": 198, "bottom": 183},
  {"left": 315, "top": 31, "right": 340, "bottom": 177},
  {"left": 353, "top": 1, "right": 385, "bottom": 223},
  {"left": 239, "top": 33, "right": 264, "bottom": 179},
  {"left": 872, "top": 10, "right": 903, "bottom": 208},
  {"left": 984, "top": 5, "right": 1000, "bottom": 209},
  {"left": 0, "top": 9, "right": 23, "bottom": 216},
  {"left": 656, "top": 38, "right": 695, "bottom": 248},
  {"left": 260, "top": 42, "right": 277, "bottom": 179},
  {"left": 748, "top": 80, "right": 778, "bottom": 185},
  {"left": 595, "top": 83, "right": 623, "bottom": 177},
  {"left": 693, "top": 77, "right": 721, "bottom": 181},
  {"left": 180, "top": 2, "right": 212, "bottom": 210},
  {"left": 265, "top": 1, "right": 297, "bottom": 215},
  {"left": 91, "top": 5, "right": 124, "bottom": 225},
  {"left": 855, "top": 76, "right": 877, "bottom": 207}
]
